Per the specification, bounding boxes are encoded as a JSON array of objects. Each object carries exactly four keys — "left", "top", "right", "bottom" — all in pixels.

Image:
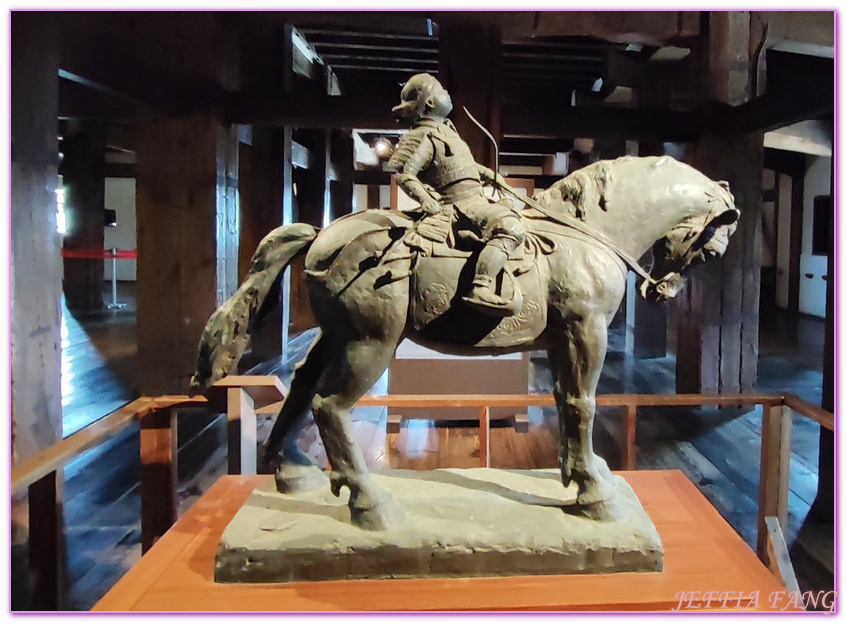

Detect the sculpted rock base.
[{"left": 215, "top": 468, "right": 663, "bottom": 583}]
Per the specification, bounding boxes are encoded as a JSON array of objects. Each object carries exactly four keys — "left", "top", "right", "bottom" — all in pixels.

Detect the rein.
[
  {"left": 498, "top": 184, "right": 660, "bottom": 286},
  {"left": 464, "top": 109, "right": 659, "bottom": 286}
]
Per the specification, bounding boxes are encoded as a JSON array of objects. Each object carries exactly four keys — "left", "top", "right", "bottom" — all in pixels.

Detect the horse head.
[{"left": 640, "top": 178, "right": 740, "bottom": 303}]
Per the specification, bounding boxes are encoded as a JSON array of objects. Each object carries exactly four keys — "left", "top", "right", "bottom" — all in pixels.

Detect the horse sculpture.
[{"left": 190, "top": 155, "right": 739, "bottom": 530}]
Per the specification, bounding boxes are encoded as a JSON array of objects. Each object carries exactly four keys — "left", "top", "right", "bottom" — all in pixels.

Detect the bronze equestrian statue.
[{"left": 190, "top": 74, "right": 740, "bottom": 531}]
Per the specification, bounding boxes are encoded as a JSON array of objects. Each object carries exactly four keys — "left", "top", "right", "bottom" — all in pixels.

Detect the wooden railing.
[{"left": 10, "top": 377, "right": 833, "bottom": 610}]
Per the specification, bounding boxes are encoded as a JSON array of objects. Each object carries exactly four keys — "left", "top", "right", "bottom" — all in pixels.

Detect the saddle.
[
  {"left": 399, "top": 210, "right": 559, "bottom": 347},
  {"left": 306, "top": 208, "right": 561, "bottom": 347}
]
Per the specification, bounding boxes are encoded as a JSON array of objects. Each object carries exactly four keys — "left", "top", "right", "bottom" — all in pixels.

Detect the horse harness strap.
[{"left": 498, "top": 185, "right": 659, "bottom": 286}]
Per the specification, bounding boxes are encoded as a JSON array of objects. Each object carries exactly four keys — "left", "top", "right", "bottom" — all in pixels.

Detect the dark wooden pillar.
[
  {"left": 808, "top": 158, "right": 834, "bottom": 522},
  {"left": 288, "top": 129, "right": 327, "bottom": 333},
  {"left": 366, "top": 185, "right": 382, "bottom": 210},
  {"left": 60, "top": 120, "right": 106, "bottom": 312},
  {"left": 633, "top": 140, "right": 668, "bottom": 359},
  {"left": 676, "top": 12, "right": 763, "bottom": 394},
  {"left": 677, "top": 135, "right": 763, "bottom": 394},
  {"left": 238, "top": 128, "right": 284, "bottom": 361},
  {"left": 293, "top": 129, "right": 329, "bottom": 227},
  {"left": 439, "top": 22, "right": 501, "bottom": 167},
  {"left": 330, "top": 129, "right": 354, "bottom": 221},
  {"left": 787, "top": 170, "right": 805, "bottom": 319},
  {"left": 136, "top": 117, "right": 239, "bottom": 394},
  {"left": 12, "top": 13, "right": 65, "bottom": 610},
  {"left": 11, "top": 12, "right": 62, "bottom": 462}
]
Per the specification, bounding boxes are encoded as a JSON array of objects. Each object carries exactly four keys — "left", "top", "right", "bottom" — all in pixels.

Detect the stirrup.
[{"left": 462, "top": 285, "right": 522, "bottom": 317}]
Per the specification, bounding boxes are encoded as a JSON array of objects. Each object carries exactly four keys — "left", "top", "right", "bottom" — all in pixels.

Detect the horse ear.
[
  {"left": 711, "top": 208, "right": 739, "bottom": 227},
  {"left": 716, "top": 180, "right": 735, "bottom": 203}
]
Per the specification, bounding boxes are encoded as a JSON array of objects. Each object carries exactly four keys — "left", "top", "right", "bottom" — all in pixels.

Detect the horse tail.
[{"left": 189, "top": 223, "right": 318, "bottom": 394}]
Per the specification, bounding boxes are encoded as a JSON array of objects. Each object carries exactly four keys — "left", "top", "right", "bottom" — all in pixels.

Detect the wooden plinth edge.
[{"left": 94, "top": 470, "right": 797, "bottom": 612}]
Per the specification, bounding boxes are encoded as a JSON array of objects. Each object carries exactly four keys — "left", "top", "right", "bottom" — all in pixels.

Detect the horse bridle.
[{"left": 503, "top": 184, "right": 733, "bottom": 291}]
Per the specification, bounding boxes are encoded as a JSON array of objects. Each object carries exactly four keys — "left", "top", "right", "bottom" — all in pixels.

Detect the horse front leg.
[{"left": 549, "top": 312, "right": 618, "bottom": 520}]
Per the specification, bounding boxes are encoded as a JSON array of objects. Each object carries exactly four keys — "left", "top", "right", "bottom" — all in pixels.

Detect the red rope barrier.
[{"left": 61, "top": 248, "right": 137, "bottom": 260}]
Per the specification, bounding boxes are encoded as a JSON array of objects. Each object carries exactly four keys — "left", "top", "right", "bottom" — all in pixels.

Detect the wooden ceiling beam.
[
  {"left": 58, "top": 78, "right": 138, "bottom": 122},
  {"left": 502, "top": 101, "right": 698, "bottom": 141},
  {"left": 313, "top": 42, "right": 437, "bottom": 54},
  {"left": 502, "top": 63, "right": 603, "bottom": 75},
  {"left": 353, "top": 169, "right": 392, "bottom": 186},
  {"left": 226, "top": 87, "right": 399, "bottom": 129},
  {"left": 290, "top": 14, "right": 433, "bottom": 36},
  {"left": 707, "top": 82, "right": 834, "bottom": 136},
  {"left": 433, "top": 11, "right": 701, "bottom": 45},
  {"left": 321, "top": 54, "right": 438, "bottom": 66},
  {"left": 501, "top": 136, "right": 574, "bottom": 153},
  {"left": 59, "top": 30, "right": 227, "bottom": 117},
  {"left": 503, "top": 51, "right": 606, "bottom": 63},
  {"left": 330, "top": 65, "right": 436, "bottom": 74},
  {"left": 279, "top": 11, "right": 703, "bottom": 45},
  {"left": 228, "top": 85, "right": 696, "bottom": 140},
  {"left": 103, "top": 162, "right": 135, "bottom": 178},
  {"left": 106, "top": 124, "right": 135, "bottom": 153},
  {"left": 501, "top": 154, "right": 547, "bottom": 167}
]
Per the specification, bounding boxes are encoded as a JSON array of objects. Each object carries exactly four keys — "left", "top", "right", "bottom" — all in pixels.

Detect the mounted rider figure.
[{"left": 388, "top": 73, "right": 526, "bottom": 317}]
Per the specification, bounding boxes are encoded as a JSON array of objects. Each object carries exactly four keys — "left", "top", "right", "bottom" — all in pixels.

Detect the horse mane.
[
  {"left": 533, "top": 160, "right": 620, "bottom": 221},
  {"left": 532, "top": 156, "right": 689, "bottom": 222}
]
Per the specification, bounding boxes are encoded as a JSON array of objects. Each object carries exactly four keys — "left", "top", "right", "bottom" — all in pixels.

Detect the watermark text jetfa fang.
[{"left": 672, "top": 590, "right": 836, "bottom": 611}]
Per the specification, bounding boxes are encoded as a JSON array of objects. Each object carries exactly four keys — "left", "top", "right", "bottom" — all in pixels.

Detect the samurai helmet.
[{"left": 392, "top": 73, "right": 453, "bottom": 121}]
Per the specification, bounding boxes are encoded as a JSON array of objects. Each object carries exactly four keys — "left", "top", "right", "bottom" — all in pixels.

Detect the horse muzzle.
[{"left": 639, "top": 273, "right": 686, "bottom": 303}]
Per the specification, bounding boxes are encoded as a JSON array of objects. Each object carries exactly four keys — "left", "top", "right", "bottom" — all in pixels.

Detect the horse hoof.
[
  {"left": 275, "top": 463, "right": 328, "bottom": 494},
  {"left": 562, "top": 473, "right": 625, "bottom": 521},
  {"left": 564, "top": 498, "right": 628, "bottom": 522},
  {"left": 575, "top": 475, "right": 616, "bottom": 507},
  {"left": 350, "top": 491, "right": 406, "bottom": 531}
]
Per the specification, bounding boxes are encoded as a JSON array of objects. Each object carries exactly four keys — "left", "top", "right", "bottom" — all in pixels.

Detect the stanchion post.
[
  {"left": 107, "top": 248, "right": 127, "bottom": 309},
  {"left": 110, "top": 248, "right": 118, "bottom": 306}
]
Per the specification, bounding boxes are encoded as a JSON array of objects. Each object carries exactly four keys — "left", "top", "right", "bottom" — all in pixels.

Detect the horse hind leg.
[
  {"left": 311, "top": 336, "right": 406, "bottom": 530},
  {"left": 261, "top": 334, "right": 330, "bottom": 491}
]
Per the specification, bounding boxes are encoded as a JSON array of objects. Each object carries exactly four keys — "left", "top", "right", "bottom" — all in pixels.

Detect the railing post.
[
  {"left": 479, "top": 406, "right": 491, "bottom": 467},
  {"left": 140, "top": 406, "right": 178, "bottom": 553},
  {"left": 764, "top": 516, "right": 803, "bottom": 602},
  {"left": 28, "top": 471, "right": 63, "bottom": 610},
  {"left": 210, "top": 376, "right": 285, "bottom": 474},
  {"left": 227, "top": 387, "right": 257, "bottom": 475},
  {"left": 622, "top": 403, "right": 637, "bottom": 470},
  {"left": 758, "top": 404, "right": 791, "bottom": 560}
]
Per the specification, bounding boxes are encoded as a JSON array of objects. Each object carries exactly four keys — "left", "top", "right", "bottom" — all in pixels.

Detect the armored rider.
[{"left": 388, "top": 73, "right": 526, "bottom": 317}]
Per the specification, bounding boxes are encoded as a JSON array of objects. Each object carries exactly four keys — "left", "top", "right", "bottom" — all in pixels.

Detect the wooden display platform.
[{"left": 94, "top": 471, "right": 795, "bottom": 612}]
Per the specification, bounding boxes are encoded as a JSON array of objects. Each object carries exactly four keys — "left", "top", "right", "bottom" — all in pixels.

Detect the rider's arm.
[{"left": 391, "top": 137, "right": 442, "bottom": 215}]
